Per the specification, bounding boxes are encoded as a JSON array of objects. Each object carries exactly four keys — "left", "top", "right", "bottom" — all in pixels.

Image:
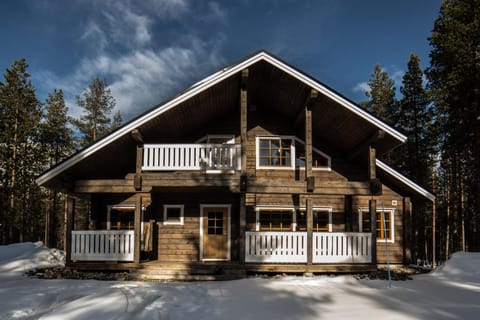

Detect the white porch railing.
[
  {"left": 245, "top": 231, "right": 307, "bottom": 263},
  {"left": 313, "top": 232, "right": 371, "bottom": 263},
  {"left": 71, "top": 230, "right": 134, "bottom": 261},
  {"left": 142, "top": 144, "right": 241, "bottom": 171}
]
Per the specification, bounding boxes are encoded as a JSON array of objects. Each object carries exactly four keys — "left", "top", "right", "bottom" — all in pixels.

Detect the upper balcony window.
[
  {"left": 258, "top": 137, "right": 293, "bottom": 168},
  {"left": 256, "top": 136, "right": 330, "bottom": 170}
]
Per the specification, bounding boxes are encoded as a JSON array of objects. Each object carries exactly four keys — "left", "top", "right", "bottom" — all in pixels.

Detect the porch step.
[{"left": 128, "top": 263, "right": 246, "bottom": 281}]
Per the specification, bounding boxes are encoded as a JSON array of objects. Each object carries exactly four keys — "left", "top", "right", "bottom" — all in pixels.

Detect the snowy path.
[{"left": 1, "top": 243, "right": 479, "bottom": 320}]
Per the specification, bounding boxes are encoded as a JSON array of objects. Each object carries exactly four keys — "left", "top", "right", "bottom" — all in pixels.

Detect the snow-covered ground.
[{"left": 1, "top": 242, "right": 479, "bottom": 320}]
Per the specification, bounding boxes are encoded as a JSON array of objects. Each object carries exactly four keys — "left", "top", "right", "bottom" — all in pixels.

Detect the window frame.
[
  {"left": 255, "top": 207, "right": 296, "bottom": 231},
  {"left": 297, "top": 207, "right": 333, "bottom": 232},
  {"left": 358, "top": 207, "right": 395, "bottom": 243},
  {"left": 255, "top": 135, "right": 331, "bottom": 171},
  {"left": 163, "top": 205, "right": 185, "bottom": 225}
]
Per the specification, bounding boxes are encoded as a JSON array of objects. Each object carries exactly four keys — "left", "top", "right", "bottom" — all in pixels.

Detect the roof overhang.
[
  {"left": 376, "top": 159, "right": 435, "bottom": 202},
  {"left": 36, "top": 50, "right": 407, "bottom": 187}
]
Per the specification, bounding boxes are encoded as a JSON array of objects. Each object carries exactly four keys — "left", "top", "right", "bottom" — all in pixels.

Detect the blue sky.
[{"left": 0, "top": 0, "right": 442, "bottom": 121}]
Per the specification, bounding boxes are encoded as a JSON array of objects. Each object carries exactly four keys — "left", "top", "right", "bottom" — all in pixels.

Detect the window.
[
  {"left": 297, "top": 209, "right": 332, "bottom": 232},
  {"left": 258, "top": 137, "right": 292, "bottom": 167},
  {"left": 163, "top": 205, "right": 184, "bottom": 225},
  {"left": 258, "top": 210, "right": 293, "bottom": 231},
  {"left": 207, "top": 211, "right": 224, "bottom": 235},
  {"left": 358, "top": 208, "right": 394, "bottom": 242},
  {"left": 110, "top": 207, "right": 134, "bottom": 230}
]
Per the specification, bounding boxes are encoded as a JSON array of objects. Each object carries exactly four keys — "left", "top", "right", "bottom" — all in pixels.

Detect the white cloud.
[{"left": 353, "top": 82, "right": 370, "bottom": 94}]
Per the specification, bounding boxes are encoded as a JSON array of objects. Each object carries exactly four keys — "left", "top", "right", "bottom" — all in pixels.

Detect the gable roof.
[{"left": 36, "top": 50, "right": 407, "bottom": 187}]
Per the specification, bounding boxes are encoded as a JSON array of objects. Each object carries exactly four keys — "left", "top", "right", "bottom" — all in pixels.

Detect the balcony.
[{"left": 142, "top": 144, "right": 241, "bottom": 171}]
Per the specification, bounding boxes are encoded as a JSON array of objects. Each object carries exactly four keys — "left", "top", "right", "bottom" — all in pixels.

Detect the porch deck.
[{"left": 67, "top": 260, "right": 376, "bottom": 281}]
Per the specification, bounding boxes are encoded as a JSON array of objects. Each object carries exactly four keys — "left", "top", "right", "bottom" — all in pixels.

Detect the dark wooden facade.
[{"left": 38, "top": 51, "right": 433, "bottom": 278}]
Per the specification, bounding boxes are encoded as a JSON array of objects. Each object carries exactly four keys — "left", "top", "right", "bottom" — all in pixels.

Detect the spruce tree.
[
  {"left": 40, "top": 89, "right": 74, "bottom": 248},
  {"left": 427, "top": 0, "right": 480, "bottom": 253},
  {"left": 0, "top": 58, "right": 41, "bottom": 243},
  {"left": 72, "top": 76, "right": 117, "bottom": 147},
  {"left": 363, "top": 64, "right": 397, "bottom": 124}
]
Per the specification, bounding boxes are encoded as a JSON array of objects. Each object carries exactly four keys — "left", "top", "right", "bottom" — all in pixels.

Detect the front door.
[{"left": 202, "top": 206, "right": 229, "bottom": 260}]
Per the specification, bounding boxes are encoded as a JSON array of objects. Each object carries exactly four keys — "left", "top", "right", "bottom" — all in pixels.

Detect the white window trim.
[
  {"left": 298, "top": 206, "right": 333, "bottom": 232},
  {"left": 107, "top": 205, "right": 144, "bottom": 233},
  {"left": 254, "top": 205, "right": 333, "bottom": 232},
  {"left": 255, "top": 206, "right": 296, "bottom": 231},
  {"left": 199, "top": 204, "right": 231, "bottom": 261},
  {"left": 255, "top": 135, "right": 331, "bottom": 171},
  {"left": 163, "top": 205, "right": 184, "bottom": 225},
  {"left": 358, "top": 207, "right": 395, "bottom": 243}
]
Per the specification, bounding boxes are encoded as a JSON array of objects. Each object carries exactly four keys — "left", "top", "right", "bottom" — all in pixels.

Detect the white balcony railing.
[
  {"left": 142, "top": 144, "right": 241, "bottom": 171},
  {"left": 245, "top": 232, "right": 372, "bottom": 264},
  {"left": 313, "top": 232, "right": 372, "bottom": 263},
  {"left": 245, "top": 231, "right": 307, "bottom": 263},
  {"left": 71, "top": 230, "right": 134, "bottom": 261}
]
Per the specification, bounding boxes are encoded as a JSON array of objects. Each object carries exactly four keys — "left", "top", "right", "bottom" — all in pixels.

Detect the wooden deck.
[{"left": 67, "top": 260, "right": 376, "bottom": 281}]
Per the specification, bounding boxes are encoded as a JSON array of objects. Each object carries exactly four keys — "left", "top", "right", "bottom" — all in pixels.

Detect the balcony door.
[{"left": 201, "top": 205, "right": 230, "bottom": 261}]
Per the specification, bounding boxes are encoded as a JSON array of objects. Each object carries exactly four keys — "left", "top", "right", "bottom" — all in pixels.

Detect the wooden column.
[
  {"left": 239, "top": 195, "right": 246, "bottom": 263},
  {"left": 344, "top": 195, "right": 353, "bottom": 232},
  {"left": 132, "top": 129, "right": 143, "bottom": 191},
  {"left": 240, "top": 69, "right": 248, "bottom": 174},
  {"left": 306, "top": 197, "right": 313, "bottom": 265},
  {"left": 134, "top": 194, "right": 142, "bottom": 265},
  {"left": 64, "top": 195, "right": 75, "bottom": 263},
  {"left": 403, "top": 197, "right": 413, "bottom": 264},
  {"left": 368, "top": 144, "right": 376, "bottom": 180},
  {"left": 369, "top": 199, "right": 377, "bottom": 265},
  {"left": 239, "top": 69, "right": 248, "bottom": 263},
  {"left": 305, "top": 90, "right": 317, "bottom": 192}
]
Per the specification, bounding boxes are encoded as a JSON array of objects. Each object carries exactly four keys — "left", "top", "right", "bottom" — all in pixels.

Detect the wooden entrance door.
[{"left": 202, "top": 206, "right": 229, "bottom": 260}]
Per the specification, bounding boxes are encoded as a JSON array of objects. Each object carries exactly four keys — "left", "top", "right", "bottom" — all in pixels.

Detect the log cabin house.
[{"left": 36, "top": 51, "right": 435, "bottom": 280}]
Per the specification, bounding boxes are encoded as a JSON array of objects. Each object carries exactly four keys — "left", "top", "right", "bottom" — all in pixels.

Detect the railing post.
[{"left": 307, "top": 198, "right": 313, "bottom": 265}]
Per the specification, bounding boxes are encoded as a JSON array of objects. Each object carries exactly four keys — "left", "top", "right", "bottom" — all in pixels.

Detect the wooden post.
[
  {"left": 305, "top": 90, "right": 317, "bottom": 192},
  {"left": 344, "top": 195, "right": 353, "bottom": 232},
  {"left": 240, "top": 69, "right": 248, "bottom": 174},
  {"left": 65, "top": 195, "right": 75, "bottom": 263},
  {"left": 134, "top": 194, "right": 142, "bottom": 265},
  {"left": 306, "top": 197, "right": 313, "bottom": 265},
  {"left": 239, "top": 195, "right": 246, "bottom": 263},
  {"left": 368, "top": 145, "right": 376, "bottom": 180},
  {"left": 369, "top": 199, "right": 377, "bottom": 265},
  {"left": 432, "top": 199, "right": 436, "bottom": 268},
  {"left": 239, "top": 69, "right": 248, "bottom": 264},
  {"left": 403, "top": 197, "right": 412, "bottom": 264}
]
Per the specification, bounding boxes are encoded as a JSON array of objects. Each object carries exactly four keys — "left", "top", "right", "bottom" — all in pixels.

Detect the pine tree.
[
  {"left": 398, "top": 53, "right": 435, "bottom": 263},
  {"left": 427, "top": 0, "right": 480, "bottom": 253},
  {"left": 363, "top": 64, "right": 397, "bottom": 124},
  {"left": 72, "top": 76, "right": 116, "bottom": 147},
  {"left": 0, "top": 58, "right": 42, "bottom": 243},
  {"left": 110, "top": 110, "right": 123, "bottom": 132},
  {"left": 40, "top": 89, "right": 74, "bottom": 248}
]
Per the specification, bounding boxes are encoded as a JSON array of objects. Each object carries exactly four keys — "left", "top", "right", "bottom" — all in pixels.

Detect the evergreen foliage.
[
  {"left": 427, "top": 0, "right": 480, "bottom": 254},
  {"left": 363, "top": 64, "right": 398, "bottom": 124},
  {"left": 71, "top": 76, "right": 118, "bottom": 147}
]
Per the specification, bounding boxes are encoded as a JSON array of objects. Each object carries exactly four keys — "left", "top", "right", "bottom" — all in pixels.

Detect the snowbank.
[
  {"left": 0, "top": 244, "right": 479, "bottom": 320},
  {"left": 0, "top": 241, "right": 64, "bottom": 275},
  {"left": 433, "top": 251, "right": 480, "bottom": 283}
]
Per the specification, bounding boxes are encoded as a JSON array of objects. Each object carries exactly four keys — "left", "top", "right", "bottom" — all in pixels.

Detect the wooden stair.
[{"left": 128, "top": 262, "right": 246, "bottom": 281}]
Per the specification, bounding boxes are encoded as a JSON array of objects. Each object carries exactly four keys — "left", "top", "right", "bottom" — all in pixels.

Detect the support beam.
[
  {"left": 131, "top": 128, "right": 144, "bottom": 144},
  {"left": 240, "top": 69, "right": 248, "bottom": 174},
  {"left": 239, "top": 195, "right": 246, "bottom": 263},
  {"left": 135, "top": 145, "right": 143, "bottom": 190},
  {"left": 369, "top": 199, "right": 377, "bottom": 265},
  {"left": 295, "top": 89, "right": 319, "bottom": 128},
  {"left": 306, "top": 197, "right": 313, "bottom": 265},
  {"left": 305, "top": 90, "right": 317, "bottom": 192},
  {"left": 347, "top": 130, "right": 385, "bottom": 161},
  {"left": 65, "top": 195, "right": 75, "bottom": 263},
  {"left": 368, "top": 144, "right": 376, "bottom": 180},
  {"left": 134, "top": 194, "right": 142, "bottom": 265}
]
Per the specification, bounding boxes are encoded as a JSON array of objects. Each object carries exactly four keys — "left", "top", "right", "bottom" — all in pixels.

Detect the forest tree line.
[{"left": 0, "top": 0, "right": 479, "bottom": 264}]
